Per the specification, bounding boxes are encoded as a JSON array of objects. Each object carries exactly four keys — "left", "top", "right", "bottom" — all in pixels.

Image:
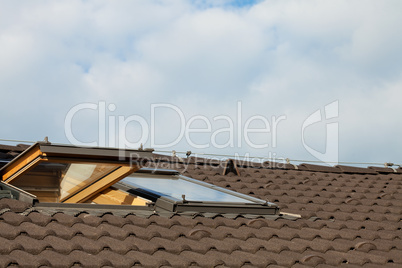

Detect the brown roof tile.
[
  {"left": 0, "top": 197, "right": 31, "bottom": 212},
  {"left": 0, "top": 145, "right": 402, "bottom": 266},
  {"left": 8, "top": 250, "right": 52, "bottom": 267},
  {"left": 369, "top": 166, "right": 401, "bottom": 174},
  {"left": 298, "top": 163, "right": 342, "bottom": 173},
  {"left": 336, "top": 165, "right": 378, "bottom": 174}
]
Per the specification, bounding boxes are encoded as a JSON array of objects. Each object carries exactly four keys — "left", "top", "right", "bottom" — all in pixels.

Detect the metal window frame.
[
  {"left": 116, "top": 169, "right": 279, "bottom": 215},
  {"left": 0, "top": 180, "right": 37, "bottom": 205},
  {"left": 0, "top": 142, "right": 152, "bottom": 203}
]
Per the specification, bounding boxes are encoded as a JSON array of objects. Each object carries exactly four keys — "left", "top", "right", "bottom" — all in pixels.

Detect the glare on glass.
[
  {"left": 123, "top": 175, "right": 255, "bottom": 203},
  {"left": 60, "top": 163, "right": 119, "bottom": 199}
]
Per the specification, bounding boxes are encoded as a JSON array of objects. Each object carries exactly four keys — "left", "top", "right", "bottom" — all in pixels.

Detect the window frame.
[
  {"left": 115, "top": 169, "right": 279, "bottom": 215},
  {"left": 0, "top": 142, "right": 152, "bottom": 203},
  {"left": 0, "top": 143, "right": 279, "bottom": 215}
]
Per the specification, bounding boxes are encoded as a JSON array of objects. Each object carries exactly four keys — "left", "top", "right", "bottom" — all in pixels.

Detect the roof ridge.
[
  {"left": 1, "top": 143, "right": 401, "bottom": 176},
  {"left": 151, "top": 154, "right": 401, "bottom": 175}
]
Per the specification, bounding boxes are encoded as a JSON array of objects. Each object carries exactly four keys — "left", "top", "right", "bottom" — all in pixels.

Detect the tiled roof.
[{"left": 0, "top": 145, "right": 401, "bottom": 267}]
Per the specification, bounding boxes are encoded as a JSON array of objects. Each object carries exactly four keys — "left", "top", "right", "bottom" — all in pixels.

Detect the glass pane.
[
  {"left": 60, "top": 163, "right": 119, "bottom": 199},
  {"left": 10, "top": 162, "right": 69, "bottom": 202},
  {"left": 10, "top": 162, "right": 121, "bottom": 202},
  {"left": 123, "top": 175, "right": 255, "bottom": 203}
]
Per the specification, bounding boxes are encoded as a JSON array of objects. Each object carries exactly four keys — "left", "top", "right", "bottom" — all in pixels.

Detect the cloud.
[{"left": 0, "top": 0, "right": 401, "bottom": 165}]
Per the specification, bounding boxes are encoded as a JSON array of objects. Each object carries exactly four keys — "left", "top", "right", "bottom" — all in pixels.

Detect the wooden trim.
[
  {"left": 62, "top": 165, "right": 140, "bottom": 203},
  {"left": 90, "top": 188, "right": 149, "bottom": 206},
  {"left": 2, "top": 146, "right": 43, "bottom": 182},
  {"left": 0, "top": 143, "right": 147, "bottom": 204}
]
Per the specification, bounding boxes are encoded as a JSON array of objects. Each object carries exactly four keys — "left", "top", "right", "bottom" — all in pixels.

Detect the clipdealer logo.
[
  {"left": 64, "top": 101, "right": 286, "bottom": 150},
  {"left": 302, "top": 100, "right": 339, "bottom": 165},
  {"left": 64, "top": 100, "right": 339, "bottom": 165}
]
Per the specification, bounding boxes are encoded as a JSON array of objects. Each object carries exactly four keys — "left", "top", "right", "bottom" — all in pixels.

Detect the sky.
[{"left": 0, "top": 0, "right": 401, "bottom": 166}]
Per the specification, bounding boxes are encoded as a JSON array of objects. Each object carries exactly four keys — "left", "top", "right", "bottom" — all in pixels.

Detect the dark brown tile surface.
[{"left": 0, "top": 145, "right": 401, "bottom": 267}]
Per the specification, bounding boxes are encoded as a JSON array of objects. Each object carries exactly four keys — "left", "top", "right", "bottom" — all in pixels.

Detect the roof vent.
[{"left": 222, "top": 159, "right": 240, "bottom": 176}]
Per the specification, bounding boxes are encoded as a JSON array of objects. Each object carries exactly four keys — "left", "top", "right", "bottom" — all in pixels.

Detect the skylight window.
[
  {"left": 0, "top": 142, "right": 279, "bottom": 215},
  {"left": 115, "top": 169, "right": 278, "bottom": 214},
  {"left": 123, "top": 172, "right": 255, "bottom": 203},
  {"left": 60, "top": 163, "right": 119, "bottom": 200},
  {"left": 0, "top": 142, "right": 151, "bottom": 203}
]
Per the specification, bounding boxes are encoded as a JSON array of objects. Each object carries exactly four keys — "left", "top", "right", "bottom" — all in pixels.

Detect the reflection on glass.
[
  {"left": 60, "top": 163, "right": 118, "bottom": 199},
  {"left": 10, "top": 162, "right": 121, "bottom": 202},
  {"left": 123, "top": 175, "right": 255, "bottom": 203}
]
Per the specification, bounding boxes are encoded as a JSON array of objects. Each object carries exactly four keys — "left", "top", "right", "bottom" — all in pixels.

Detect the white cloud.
[{"left": 0, "top": 0, "right": 401, "bottom": 165}]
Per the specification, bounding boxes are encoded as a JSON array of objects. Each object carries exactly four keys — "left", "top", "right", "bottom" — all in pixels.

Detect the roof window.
[
  {"left": 0, "top": 142, "right": 279, "bottom": 215},
  {"left": 0, "top": 142, "right": 150, "bottom": 203},
  {"left": 115, "top": 169, "right": 278, "bottom": 214}
]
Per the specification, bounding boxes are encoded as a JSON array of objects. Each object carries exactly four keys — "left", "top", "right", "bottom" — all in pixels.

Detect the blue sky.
[{"left": 0, "top": 0, "right": 401, "bottom": 166}]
